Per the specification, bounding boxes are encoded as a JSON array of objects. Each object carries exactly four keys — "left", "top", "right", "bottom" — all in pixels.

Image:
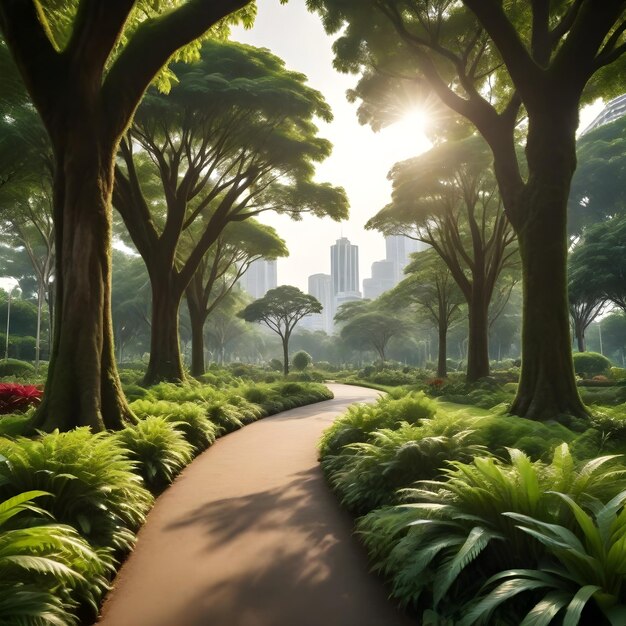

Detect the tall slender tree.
[
  {"left": 309, "top": 0, "right": 626, "bottom": 419},
  {"left": 185, "top": 220, "right": 287, "bottom": 377},
  {"left": 367, "top": 137, "right": 517, "bottom": 381},
  {"left": 113, "top": 40, "right": 348, "bottom": 385},
  {"left": 0, "top": 0, "right": 255, "bottom": 431}
]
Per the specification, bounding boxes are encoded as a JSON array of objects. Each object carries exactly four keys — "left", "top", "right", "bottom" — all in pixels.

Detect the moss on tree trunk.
[
  {"left": 31, "top": 139, "right": 135, "bottom": 432},
  {"left": 466, "top": 296, "right": 490, "bottom": 383},
  {"left": 510, "top": 113, "right": 588, "bottom": 421}
]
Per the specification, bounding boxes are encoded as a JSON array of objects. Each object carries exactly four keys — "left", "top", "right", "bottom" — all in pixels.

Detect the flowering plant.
[{"left": 0, "top": 383, "right": 43, "bottom": 414}]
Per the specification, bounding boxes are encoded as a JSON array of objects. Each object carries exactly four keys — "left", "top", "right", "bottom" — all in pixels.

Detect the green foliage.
[
  {"left": 0, "top": 358, "right": 35, "bottom": 378},
  {"left": 0, "top": 429, "right": 153, "bottom": 553},
  {"left": 114, "top": 417, "right": 194, "bottom": 493},
  {"left": 319, "top": 392, "right": 438, "bottom": 457},
  {"left": 357, "top": 445, "right": 625, "bottom": 620},
  {"left": 268, "top": 358, "right": 283, "bottom": 372},
  {"left": 573, "top": 351, "right": 612, "bottom": 377},
  {"left": 463, "top": 490, "right": 626, "bottom": 625},
  {"left": 130, "top": 400, "right": 217, "bottom": 452},
  {"left": 292, "top": 350, "right": 312, "bottom": 371},
  {"left": 0, "top": 490, "right": 110, "bottom": 625},
  {"left": 326, "top": 425, "right": 485, "bottom": 513}
]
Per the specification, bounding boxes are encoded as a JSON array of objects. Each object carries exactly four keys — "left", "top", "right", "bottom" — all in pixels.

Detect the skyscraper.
[
  {"left": 238, "top": 259, "right": 277, "bottom": 299},
  {"left": 330, "top": 237, "right": 361, "bottom": 325},
  {"left": 305, "top": 273, "right": 333, "bottom": 333},
  {"left": 385, "top": 235, "right": 427, "bottom": 284},
  {"left": 331, "top": 237, "right": 360, "bottom": 295},
  {"left": 581, "top": 94, "right": 626, "bottom": 135},
  {"left": 363, "top": 260, "right": 395, "bottom": 300}
]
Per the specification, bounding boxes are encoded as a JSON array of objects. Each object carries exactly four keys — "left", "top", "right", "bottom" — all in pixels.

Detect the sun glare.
[{"left": 379, "top": 108, "right": 433, "bottom": 163}]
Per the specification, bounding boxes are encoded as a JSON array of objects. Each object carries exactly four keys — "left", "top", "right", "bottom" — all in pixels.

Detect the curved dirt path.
[{"left": 97, "top": 384, "right": 413, "bottom": 626}]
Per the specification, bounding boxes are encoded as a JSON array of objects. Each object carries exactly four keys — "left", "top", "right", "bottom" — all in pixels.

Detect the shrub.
[
  {"left": 130, "top": 399, "right": 217, "bottom": 452},
  {"left": 0, "top": 412, "right": 32, "bottom": 438},
  {"left": 319, "top": 392, "right": 437, "bottom": 458},
  {"left": 357, "top": 445, "right": 625, "bottom": 621},
  {"left": 123, "top": 383, "right": 149, "bottom": 402},
  {"left": 115, "top": 417, "right": 194, "bottom": 493},
  {"left": 0, "top": 429, "right": 153, "bottom": 554},
  {"left": 0, "top": 358, "right": 35, "bottom": 378},
  {"left": 325, "top": 425, "right": 485, "bottom": 513},
  {"left": 206, "top": 400, "right": 245, "bottom": 433},
  {"left": 0, "top": 490, "right": 111, "bottom": 625},
  {"left": 292, "top": 350, "right": 312, "bottom": 371},
  {"left": 145, "top": 381, "right": 218, "bottom": 404},
  {"left": 573, "top": 351, "right": 612, "bottom": 377},
  {"left": 269, "top": 358, "right": 283, "bottom": 372},
  {"left": 0, "top": 382, "right": 42, "bottom": 414}
]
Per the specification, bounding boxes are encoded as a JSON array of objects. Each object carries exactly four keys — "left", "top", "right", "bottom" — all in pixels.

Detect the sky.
[
  {"left": 231, "top": 0, "right": 434, "bottom": 292},
  {"left": 231, "top": 0, "right": 605, "bottom": 293}
]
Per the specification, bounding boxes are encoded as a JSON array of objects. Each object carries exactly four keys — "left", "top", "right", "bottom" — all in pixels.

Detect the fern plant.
[
  {"left": 115, "top": 416, "right": 194, "bottom": 493},
  {"left": 0, "top": 429, "right": 153, "bottom": 554},
  {"left": 357, "top": 445, "right": 625, "bottom": 618},
  {"left": 0, "top": 490, "right": 110, "bottom": 625},
  {"left": 130, "top": 399, "right": 217, "bottom": 452},
  {"left": 461, "top": 490, "right": 626, "bottom": 626}
]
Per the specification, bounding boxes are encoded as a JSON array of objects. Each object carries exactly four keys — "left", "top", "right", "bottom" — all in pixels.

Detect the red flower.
[
  {"left": 0, "top": 383, "right": 43, "bottom": 415},
  {"left": 427, "top": 378, "right": 445, "bottom": 387}
]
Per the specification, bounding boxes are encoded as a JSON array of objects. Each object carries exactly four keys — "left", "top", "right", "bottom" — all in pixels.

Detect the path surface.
[{"left": 97, "top": 384, "right": 414, "bottom": 626}]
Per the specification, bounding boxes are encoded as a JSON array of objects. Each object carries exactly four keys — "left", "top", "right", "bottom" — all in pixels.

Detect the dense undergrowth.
[
  {"left": 0, "top": 375, "right": 332, "bottom": 625},
  {"left": 320, "top": 390, "right": 626, "bottom": 625}
]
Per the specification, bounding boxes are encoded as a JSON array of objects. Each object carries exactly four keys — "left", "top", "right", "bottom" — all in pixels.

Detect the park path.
[{"left": 97, "top": 384, "right": 414, "bottom": 626}]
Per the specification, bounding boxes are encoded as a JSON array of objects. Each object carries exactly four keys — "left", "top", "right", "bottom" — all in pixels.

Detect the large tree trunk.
[
  {"left": 510, "top": 111, "right": 588, "bottom": 421},
  {"left": 466, "top": 294, "right": 490, "bottom": 382},
  {"left": 437, "top": 321, "right": 448, "bottom": 378},
  {"left": 144, "top": 280, "right": 185, "bottom": 385},
  {"left": 32, "top": 135, "right": 135, "bottom": 432},
  {"left": 187, "top": 297, "right": 207, "bottom": 378}
]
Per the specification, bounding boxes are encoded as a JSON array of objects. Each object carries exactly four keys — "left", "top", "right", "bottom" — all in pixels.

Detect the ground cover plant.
[
  {"left": 0, "top": 378, "right": 333, "bottom": 624},
  {"left": 320, "top": 387, "right": 626, "bottom": 624}
]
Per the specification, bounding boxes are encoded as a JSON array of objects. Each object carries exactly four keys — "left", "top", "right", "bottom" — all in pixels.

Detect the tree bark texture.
[
  {"left": 32, "top": 134, "right": 134, "bottom": 431},
  {"left": 466, "top": 295, "right": 490, "bottom": 382},
  {"left": 437, "top": 321, "right": 448, "bottom": 379},
  {"left": 510, "top": 112, "right": 588, "bottom": 420},
  {"left": 144, "top": 281, "right": 185, "bottom": 385},
  {"left": 187, "top": 296, "right": 207, "bottom": 378}
]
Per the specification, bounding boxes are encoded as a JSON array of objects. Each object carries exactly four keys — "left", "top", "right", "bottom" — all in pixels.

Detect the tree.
[
  {"left": 367, "top": 136, "right": 517, "bottom": 381},
  {"left": 0, "top": 0, "right": 255, "bottom": 431},
  {"left": 384, "top": 250, "right": 463, "bottom": 377},
  {"left": 567, "top": 216, "right": 626, "bottom": 317},
  {"left": 204, "top": 292, "right": 251, "bottom": 365},
  {"left": 340, "top": 311, "right": 410, "bottom": 364},
  {"left": 238, "top": 286, "right": 322, "bottom": 375},
  {"left": 113, "top": 39, "right": 347, "bottom": 385},
  {"left": 568, "top": 246, "right": 606, "bottom": 353},
  {"left": 292, "top": 350, "right": 312, "bottom": 371},
  {"left": 309, "top": 0, "right": 626, "bottom": 420},
  {"left": 569, "top": 114, "right": 626, "bottom": 235},
  {"left": 185, "top": 220, "right": 287, "bottom": 377}
]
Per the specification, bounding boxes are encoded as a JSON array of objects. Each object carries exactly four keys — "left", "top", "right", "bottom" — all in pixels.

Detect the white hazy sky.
[
  {"left": 232, "top": 0, "right": 604, "bottom": 293},
  {"left": 231, "top": 0, "right": 434, "bottom": 292}
]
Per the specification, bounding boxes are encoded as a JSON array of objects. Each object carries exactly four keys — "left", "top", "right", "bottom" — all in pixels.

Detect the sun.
[{"left": 380, "top": 107, "right": 433, "bottom": 162}]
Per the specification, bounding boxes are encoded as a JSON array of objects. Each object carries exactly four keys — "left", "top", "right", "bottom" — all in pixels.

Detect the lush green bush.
[
  {"left": 268, "top": 358, "right": 283, "bottom": 372},
  {"left": 319, "top": 392, "right": 438, "bottom": 458},
  {"left": 145, "top": 381, "right": 218, "bottom": 404},
  {"left": 292, "top": 350, "right": 312, "bottom": 371},
  {"left": 0, "top": 429, "right": 153, "bottom": 553},
  {"left": 115, "top": 416, "right": 194, "bottom": 493},
  {"left": 573, "top": 351, "right": 612, "bottom": 377},
  {"left": 131, "top": 399, "right": 217, "bottom": 452},
  {"left": 325, "top": 425, "right": 485, "bottom": 513},
  {"left": 580, "top": 385, "right": 626, "bottom": 406},
  {"left": 0, "top": 490, "right": 111, "bottom": 625},
  {"left": 0, "top": 412, "right": 32, "bottom": 438},
  {"left": 0, "top": 358, "right": 35, "bottom": 378},
  {"left": 357, "top": 445, "right": 625, "bottom": 623},
  {"left": 206, "top": 400, "right": 246, "bottom": 433}
]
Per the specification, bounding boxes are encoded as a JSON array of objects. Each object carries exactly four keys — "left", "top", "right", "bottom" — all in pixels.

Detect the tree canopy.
[
  {"left": 309, "top": 0, "right": 626, "bottom": 420},
  {"left": 238, "top": 285, "right": 322, "bottom": 375},
  {"left": 114, "top": 38, "right": 347, "bottom": 385}
]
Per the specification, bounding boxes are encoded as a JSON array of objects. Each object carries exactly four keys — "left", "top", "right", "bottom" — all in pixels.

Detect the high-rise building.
[
  {"left": 581, "top": 94, "right": 626, "bottom": 135},
  {"left": 331, "top": 237, "right": 360, "bottom": 295},
  {"left": 304, "top": 273, "right": 334, "bottom": 334},
  {"left": 385, "top": 235, "right": 426, "bottom": 284},
  {"left": 238, "top": 259, "right": 277, "bottom": 299},
  {"left": 363, "top": 260, "right": 395, "bottom": 300},
  {"left": 330, "top": 237, "right": 361, "bottom": 327}
]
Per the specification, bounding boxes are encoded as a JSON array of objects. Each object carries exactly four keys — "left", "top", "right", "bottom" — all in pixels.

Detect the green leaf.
[{"left": 563, "top": 585, "right": 602, "bottom": 626}]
